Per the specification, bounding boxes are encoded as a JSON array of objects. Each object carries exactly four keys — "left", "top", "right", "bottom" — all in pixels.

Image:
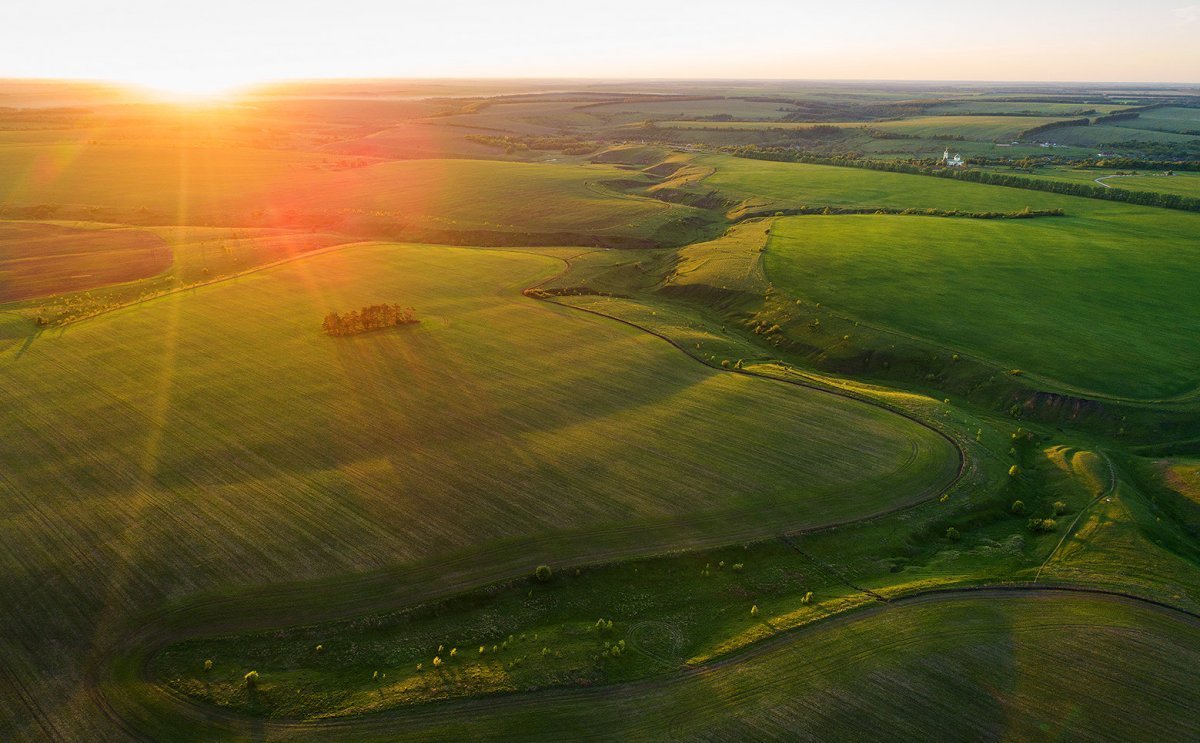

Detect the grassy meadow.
[
  {"left": 661, "top": 115, "right": 1068, "bottom": 141},
  {"left": 0, "top": 240, "right": 959, "bottom": 737},
  {"left": 0, "top": 142, "right": 708, "bottom": 243},
  {"left": 128, "top": 592, "right": 1200, "bottom": 740},
  {"left": 763, "top": 212, "right": 1200, "bottom": 399}
]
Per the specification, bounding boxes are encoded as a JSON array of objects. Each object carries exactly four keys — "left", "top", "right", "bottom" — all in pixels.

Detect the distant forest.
[{"left": 322, "top": 304, "right": 418, "bottom": 336}]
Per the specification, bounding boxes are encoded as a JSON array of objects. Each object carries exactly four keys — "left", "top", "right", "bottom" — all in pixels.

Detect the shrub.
[
  {"left": 1008, "top": 465, "right": 1020, "bottom": 477},
  {"left": 750, "top": 604, "right": 760, "bottom": 617},
  {"left": 203, "top": 659, "right": 213, "bottom": 671},
  {"left": 801, "top": 591, "right": 813, "bottom": 605},
  {"left": 945, "top": 527, "right": 961, "bottom": 541},
  {"left": 1053, "top": 501, "right": 1068, "bottom": 516},
  {"left": 479, "top": 645, "right": 486, "bottom": 655},
  {"left": 535, "top": 565, "right": 553, "bottom": 582},
  {"left": 450, "top": 647, "right": 457, "bottom": 657},
  {"left": 1028, "top": 518, "right": 1057, "bottom": 533},
  {"left": 433, "top": 656, "right": 443, "bottom": 667},
  {"left": 244, "top": 670, "right": 259, "bottom": 689},
  {"left": 1011, "top": 500, "right": 1026, "bottom": 515},
  {"left": 315, "top": 644, "right": 323, "bottom": 653}
]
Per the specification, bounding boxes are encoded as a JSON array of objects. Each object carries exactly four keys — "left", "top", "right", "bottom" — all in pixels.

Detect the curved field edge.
[{"left": 101, "top": 588, "right": 1200, "bottom": 741}]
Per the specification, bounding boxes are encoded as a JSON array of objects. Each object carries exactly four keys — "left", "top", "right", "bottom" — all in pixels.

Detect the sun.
[{"left": 128, "top": 72, "right": 256, "bottom": 103}]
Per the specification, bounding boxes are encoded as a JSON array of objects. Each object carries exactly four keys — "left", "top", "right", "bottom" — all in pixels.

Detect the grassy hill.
[
  {"left": 763, "top": 212, "right": 1200, "bottom": 399},
  {"left": 119, "top": 591, "right": 1200, "bottom": 740},
  {"left": 0, "top": 144, "right": 708, "bottom": 243},
  {"left": 0, "top": 241, "right": 958, "bottom": 738}
]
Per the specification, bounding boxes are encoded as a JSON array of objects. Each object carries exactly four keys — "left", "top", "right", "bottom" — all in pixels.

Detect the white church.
[{"left": 941, "top": 149, "right": 965, "bottom": 167}]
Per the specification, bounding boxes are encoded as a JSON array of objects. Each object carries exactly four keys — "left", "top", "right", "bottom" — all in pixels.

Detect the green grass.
[
  {"left": 131, "top": 592, "right": 1200, "bottom": 740},
  {"left": 998, "top": 166, "right": 1200, "bottom": 198},
  {"left": 1115, "top": 106, "right": 1200, "bottom": 134},
  {"left": 1037, "top": 123, "right": 1199, "bottom": 148},
  {"left": 763, "top": 213, "right": 1200, "bottom": 399},
  {"left": 0, "top": 144, "right": 703, "bottom": 242},
  {"left": 925, "top": 101, "right": 1130, "bottom": 116},
  {"left": 660, "top": 116, "right": 1069, "bottom": 141},
  {"left": 692, "top": 153, "right": 1109, "bottom": 216},
  {"left": 0, "top": 241, "right": 959, "bottom": 736}
]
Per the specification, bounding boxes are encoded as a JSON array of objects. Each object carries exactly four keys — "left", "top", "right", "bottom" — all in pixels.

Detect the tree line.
[
  {"left": 736, "top": 204, "right": 1065, "bottom": 221},
  {"left": 322, "top": 304, "right": 418, "bottom": 336}
]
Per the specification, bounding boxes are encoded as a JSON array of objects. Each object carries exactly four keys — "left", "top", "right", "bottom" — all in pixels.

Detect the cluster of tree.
[
  {"left": 739, "top": 204, "right": 1064, "bottom": 221},
  {"left": 322, "top": 304, "right": 417, "bottom": 336},
  {"left": 1091, "top": 111, "right": 1141, "bottom": 126},
  {"left": 1028, "top": 156, "right": 1200, "bottom": 171},
  {"left": 465, "top": 134, "right": 598, "bottom": 155},
  {"left": 1016, "top": 118, "right": 1090, "bottom": 140},
  {"left": 729, "top": 147, "right": 1200, "bottom": 213},
  {"left": 1102, "top": 139, "right": 1200, "bottom": 160},
  {"left": 958, "top": 109, "right": 1097, "bottom": 117}
]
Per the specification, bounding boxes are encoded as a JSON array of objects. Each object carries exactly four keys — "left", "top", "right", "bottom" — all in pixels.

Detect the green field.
[
  {"left": 0, "top": 241, "right": 960, "bottom": 737},
  {"left": 1037, "top": 122, "right": 1199, "bottom": 148},
  {"left": 124, "top": 592, "right": 1200, "bottom": 740},
  {"left": 1003, "top": 166, "right": 1200, "bottom": 198},
  {"left": 763, "top": 213, "right": 1200, "bottom": 399},
  {"left": 0, "top": 145, "right": 704, "bottom": 242},
  {"left": 691, "top": 153, "right": 1100, "bottom": 215},
  {"left": 5, "top": 80, "right": 1200, "bottom": 741},
  {"left": 1117, "top": 106, "right": 1200, "bottom": 134},
  {"left": 659, "top": 115, "right": 1068, "bottom": 141}
]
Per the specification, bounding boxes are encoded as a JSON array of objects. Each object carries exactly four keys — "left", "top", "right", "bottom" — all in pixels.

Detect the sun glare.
[{"left": 132, "top": 74, "right": 252, "bottom": 104}]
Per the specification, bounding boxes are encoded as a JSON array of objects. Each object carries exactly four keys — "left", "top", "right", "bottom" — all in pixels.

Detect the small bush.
[
  {"left": 203, "top": 659, "right": 213, "bottom": 671},
  {"left": 1011, "top": 500, "right": 1026, "bottom": 516},
  {"left": 750, "top": 604, "right": 760, "bottom": 617},
  {"left": 945, "top": 527, "right": 961, "bottom": 541},
  {"left": 1053, "top": 501, "right": 1068, "bottom": 516},
  {"left": 1008, "top": 465, "right": 1020, "bottom": 477},
  {"left": 801, "top": 591, "right": 813, "bottom": 605},
  {"left": 1028, "top": 518, "right": 1057, "bottom": 533},
  {"left": 535, "top": 565, "right": 553, "bottom": 582},
  {"left": 433, "top": 656, "right": 443, "bottom": 667},
  {"left": 315, "top": 644, "right": 324, "bottom": 653},
  {"left": 244, "top": 670, "right": 259, "bottom": 689}
]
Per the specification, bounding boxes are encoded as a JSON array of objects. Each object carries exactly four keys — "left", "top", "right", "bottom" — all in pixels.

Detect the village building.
[{"left": 941, "top": 149, "right": 964, "bottom": 167}]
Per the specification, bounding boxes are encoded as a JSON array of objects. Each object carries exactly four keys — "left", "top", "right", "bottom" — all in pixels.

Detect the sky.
[{"left": 2, "top": 0, "right": 1198, "bottom": 94}]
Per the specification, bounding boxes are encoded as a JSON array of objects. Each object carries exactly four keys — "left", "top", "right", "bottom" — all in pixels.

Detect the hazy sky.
[{"left": 3, "top": 0, "right": 1198, "bottom": 93}]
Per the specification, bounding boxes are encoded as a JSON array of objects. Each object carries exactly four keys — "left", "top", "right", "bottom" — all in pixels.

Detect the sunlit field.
[{"left": 3, "top": 77, "right": 1200, "bottom": 741}]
